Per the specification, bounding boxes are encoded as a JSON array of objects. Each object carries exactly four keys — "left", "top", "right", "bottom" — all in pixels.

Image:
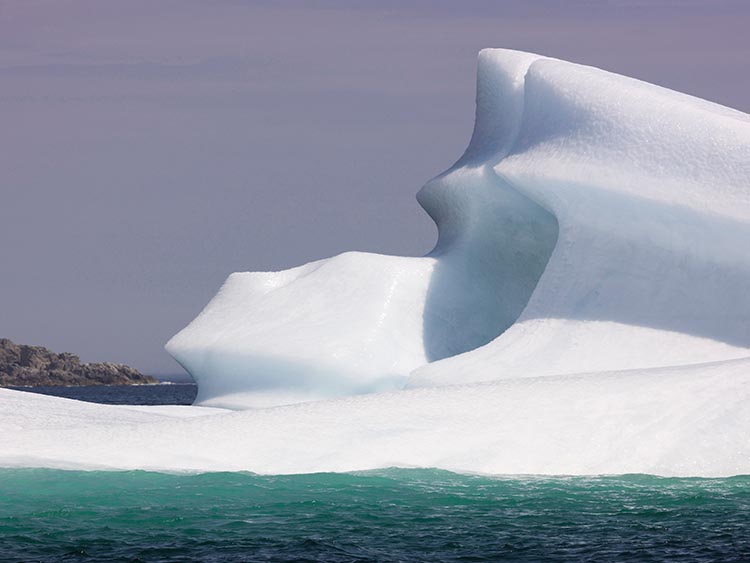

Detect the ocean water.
[
  {"left": 8, "top": 383, "right": 198, "bottom": 405},
  {"left": 1, "top": 469, "right": 749, "bottom": 563},
  {"left": 3, "top": 387, "right": 749, "bottom": 562}
]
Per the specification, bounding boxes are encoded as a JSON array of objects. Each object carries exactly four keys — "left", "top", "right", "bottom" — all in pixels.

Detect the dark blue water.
[
  {"left": 3, "top": 386, "right": 748, "bottom": 562},
  {"left": 9, "top": 383, "right": 198, "bottom": 405}
]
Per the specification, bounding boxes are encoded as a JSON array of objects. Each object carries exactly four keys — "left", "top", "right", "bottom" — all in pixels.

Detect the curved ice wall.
[{"left": 167, "top": 49, "right": 750, "bottom": 409}]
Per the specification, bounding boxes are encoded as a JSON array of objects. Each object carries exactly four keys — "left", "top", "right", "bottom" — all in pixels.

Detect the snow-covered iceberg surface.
[
  {"left": 2, "top": 49, "right": 748, "bottom": 477},
  {"left": 167, "top": 48, "right": 750, "bottom": 409},
  {"left": 1, "top": 358, "right": 749, "bottom": 476}
]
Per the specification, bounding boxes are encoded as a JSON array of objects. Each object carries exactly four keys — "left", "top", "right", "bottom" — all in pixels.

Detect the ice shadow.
[
  {"left": 420, "top": 175, "right": 750, "bottom": 365},
  {"left": 418, "top": 167, "right": 558, "bottom": 362}
]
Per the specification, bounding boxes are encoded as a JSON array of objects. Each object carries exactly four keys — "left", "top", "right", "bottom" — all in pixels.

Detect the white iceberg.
[
  {"left": 167, "top": 49, "right": 750, "bottom": 408},
  {"left": 2, "top": 49, "right": 748, "bottom": 476}
]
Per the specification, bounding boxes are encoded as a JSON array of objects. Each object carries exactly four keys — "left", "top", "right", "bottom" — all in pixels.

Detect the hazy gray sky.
[{"left": 2, "top": 0, "right": 748, "bottom": 375}]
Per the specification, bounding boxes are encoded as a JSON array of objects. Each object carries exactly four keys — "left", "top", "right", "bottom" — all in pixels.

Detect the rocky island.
[{"left": 0, "top": 338, "right": 157, "bottom": 386}]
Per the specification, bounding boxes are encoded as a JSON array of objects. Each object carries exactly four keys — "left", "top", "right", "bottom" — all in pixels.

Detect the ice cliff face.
[{"left": 166, "top": 49, "right": 750, "bottom": 410}]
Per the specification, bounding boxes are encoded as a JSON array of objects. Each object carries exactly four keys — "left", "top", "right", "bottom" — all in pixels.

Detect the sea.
[{"left": 1, "top": 385, "right": 749, "bottom": 563}]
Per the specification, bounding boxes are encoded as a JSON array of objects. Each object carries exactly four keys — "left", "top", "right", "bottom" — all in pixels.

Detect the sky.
[{"left": 1, "top": 0, "right": 748, "bottom": 376}]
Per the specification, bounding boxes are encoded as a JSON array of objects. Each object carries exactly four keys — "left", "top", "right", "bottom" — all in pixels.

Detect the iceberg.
[
  {"left": 167, "top": 49, "right": 750, "bottom": 408},
  {"left": 1, "top": 49, "right": 748, "bottom": 476}
]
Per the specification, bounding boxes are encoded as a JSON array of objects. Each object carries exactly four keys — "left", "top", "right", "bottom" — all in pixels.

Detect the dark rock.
[{"left": 0, "top": 338, "right": 158, "bottom": 386}]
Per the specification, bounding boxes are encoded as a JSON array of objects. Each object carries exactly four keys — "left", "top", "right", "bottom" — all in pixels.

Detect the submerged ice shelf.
[{"left": 2, "top": 49, "right": 749, "bottom": 476}]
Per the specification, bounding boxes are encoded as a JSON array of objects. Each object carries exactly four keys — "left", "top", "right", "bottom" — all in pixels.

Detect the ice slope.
[
  {"left": 2, "top": 356, "right": 749, "bottom": 476},
  {"left": 2, "top": 49, "right": 748, "bottom": 477},
  {"left": 167, "top": 49, "right": 749, "bottom": 408}
]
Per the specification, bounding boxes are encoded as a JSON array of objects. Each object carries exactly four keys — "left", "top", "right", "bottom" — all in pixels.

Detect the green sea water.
[{"left": 1, "top": 468, "right": 748, "bottom": 562}]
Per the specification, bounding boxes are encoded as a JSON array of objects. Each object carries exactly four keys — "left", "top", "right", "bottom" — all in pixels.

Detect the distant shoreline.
[{"left": 1, "top": 338, "right": 158, "bottom": 387}]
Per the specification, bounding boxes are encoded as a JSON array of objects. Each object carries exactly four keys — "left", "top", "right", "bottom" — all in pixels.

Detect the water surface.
[
  {"left": 8, "top": 383, "right": 197, "bottom": 405},
  {"left": 1, "top": 468, "right": 748, "bottom": 562}
]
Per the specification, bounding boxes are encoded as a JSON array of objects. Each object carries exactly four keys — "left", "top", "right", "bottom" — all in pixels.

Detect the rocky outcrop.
[{"left": 0, "top": 339, "right": 157, "bottom": 386}]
